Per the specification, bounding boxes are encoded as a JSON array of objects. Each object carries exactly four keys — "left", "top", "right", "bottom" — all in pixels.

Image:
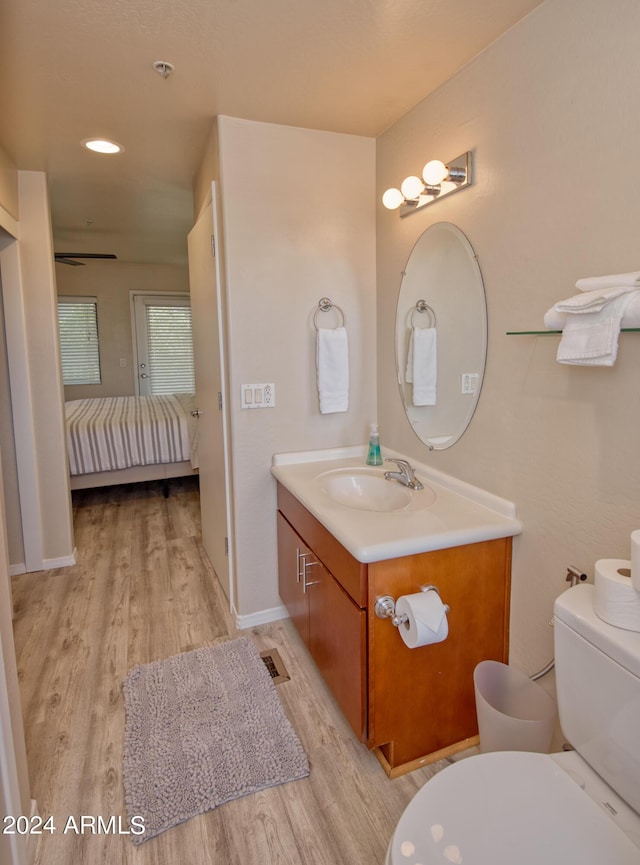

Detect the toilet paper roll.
[
  {"left": 395, "top": 589, "right": 449, "bottom": 649},
  {"left": 594, "top": 558, "right": 640, "bottom": 632},
  {"left": 630, "top": 530, "right": 640, "bottom": 592}
]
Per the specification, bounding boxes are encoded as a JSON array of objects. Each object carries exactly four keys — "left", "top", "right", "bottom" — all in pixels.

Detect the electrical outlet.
[{"left": 241, "top": 383, "right": 276, "bottom": 408}]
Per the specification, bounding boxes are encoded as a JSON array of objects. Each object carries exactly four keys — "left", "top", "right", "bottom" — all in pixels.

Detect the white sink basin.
[{"left": 315, "top": 467, "right": 436, "bottom": 513}]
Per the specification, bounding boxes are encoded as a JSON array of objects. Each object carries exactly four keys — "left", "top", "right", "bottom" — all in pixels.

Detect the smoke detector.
[{"left": 153, "top": 60, "right": 175, "bottom": 79}]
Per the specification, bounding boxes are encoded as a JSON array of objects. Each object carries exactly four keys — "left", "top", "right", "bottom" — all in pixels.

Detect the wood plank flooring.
[{"left": 11, "top": 478, "right": 449, "bottom": 864}]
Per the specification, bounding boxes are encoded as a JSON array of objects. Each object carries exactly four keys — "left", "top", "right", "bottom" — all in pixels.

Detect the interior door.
[{"left": 187, "top": 184, "right": 232, "bottom": 604}]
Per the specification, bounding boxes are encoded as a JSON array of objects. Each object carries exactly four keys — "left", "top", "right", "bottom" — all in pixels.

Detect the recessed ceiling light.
[{"left": 82, "top": 138, "right": 123, "bottom": 154}]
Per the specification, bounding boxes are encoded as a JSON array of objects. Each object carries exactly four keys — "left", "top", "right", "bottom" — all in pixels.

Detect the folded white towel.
[
  {"left": 316, "top": 327, "right": 349, "bottom": 413},
  {"left": 406, "top": 327, "right": 437, "bottom": 405},
  {"left": 545, "top": 291, "right": 640, "bottom": 330},
  {"left": 576, "top": 271, "right": 640, "bottom": 292},
  {"left": 556, "top": 292, "right": 634, "bottom": 366},
  {"left": 554, "top": 285, "right": 639, "bottom": 314}
]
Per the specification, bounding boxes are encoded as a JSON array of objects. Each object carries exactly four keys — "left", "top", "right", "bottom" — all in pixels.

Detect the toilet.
[{"left": 386, "top": 584, "right": 640, "bottom": 864}]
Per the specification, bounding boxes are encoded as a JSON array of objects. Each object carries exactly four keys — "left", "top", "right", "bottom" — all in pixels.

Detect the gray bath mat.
[{"left": 122, "top": 637, "right": 309, "bottom": 844}]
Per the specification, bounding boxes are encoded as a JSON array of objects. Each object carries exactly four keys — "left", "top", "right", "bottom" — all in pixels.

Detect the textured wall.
[{"left": 377, "top": 0, "right": 640, "bottom": 674}]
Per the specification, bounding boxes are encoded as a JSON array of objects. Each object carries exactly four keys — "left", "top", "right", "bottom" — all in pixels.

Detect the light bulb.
[
  {"left": 440, "top": 181, "right": 457, "bottom": 195},
  {"left": 382, "top": 188, "right": 404, "bottom": 210},
  {"left": 400, "top": 175, "right": 424, "bottom": 200},
  {"left": 422, "top": 159, "right": 447, "bottom": 185},
  {"left": 82, "top": 138, "right": 123, "bottom": 154}
]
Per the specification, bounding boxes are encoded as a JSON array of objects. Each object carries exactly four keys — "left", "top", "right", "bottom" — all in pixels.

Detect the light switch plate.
[{"left": 241, "top": 383, "right": 276, "bottom": 408}]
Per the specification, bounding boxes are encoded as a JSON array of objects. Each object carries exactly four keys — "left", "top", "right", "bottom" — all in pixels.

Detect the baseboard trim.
[
  {"left": 42, "top": 549, "right": 77, "bottom": 570},
  {"left": 235, "top": 604, "right": 289, "bottom": 630},
  {"left": 10, "top": 549, "right": 77, "bottom": 576}
]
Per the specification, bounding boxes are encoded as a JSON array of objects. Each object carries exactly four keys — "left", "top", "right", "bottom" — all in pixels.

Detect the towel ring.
[
  {"left": 408, "top": 299, "right": 436, "bottom": 328},
  {"left": 313, "top": 297, "right": 345, "bottom": 330}
]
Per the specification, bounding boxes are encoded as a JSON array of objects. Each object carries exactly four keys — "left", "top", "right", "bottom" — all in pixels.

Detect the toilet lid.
[{"left": 388, "top": 752, "right": 639, "bottom": 865}]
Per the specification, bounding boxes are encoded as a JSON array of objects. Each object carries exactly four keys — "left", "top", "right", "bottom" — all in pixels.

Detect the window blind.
[
  {"left": 145, "top": 304, "right": 195, "bottom": 394},
  {"left": 57, "top": 297, "right": 101, "bottom": 385}
]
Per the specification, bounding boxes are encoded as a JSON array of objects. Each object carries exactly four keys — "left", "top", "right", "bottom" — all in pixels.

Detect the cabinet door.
[
  {"left": 277, "top": 512, "right": 310, "bottom": 646},
  {"left": 307, "top": 561, "right": 367, "bottom": 740}
]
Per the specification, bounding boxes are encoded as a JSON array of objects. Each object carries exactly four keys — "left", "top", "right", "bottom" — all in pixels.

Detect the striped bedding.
[{"left": 65, "top": 394, "right": 195, "bottom": 476}]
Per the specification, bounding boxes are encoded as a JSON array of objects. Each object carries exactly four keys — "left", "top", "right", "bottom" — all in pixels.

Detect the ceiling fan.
[{"left": 54, "top": 252, "right": 117, "bottom": 266}]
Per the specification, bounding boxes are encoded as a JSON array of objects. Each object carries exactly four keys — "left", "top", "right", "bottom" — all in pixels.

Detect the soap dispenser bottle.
[{"left": 366, "top": 423, "right": 382, "bottom": 466}]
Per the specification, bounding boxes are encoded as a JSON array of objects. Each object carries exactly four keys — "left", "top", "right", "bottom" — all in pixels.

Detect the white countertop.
[{"left": 271, "top": 446, "right": 523, "bottom": 563}]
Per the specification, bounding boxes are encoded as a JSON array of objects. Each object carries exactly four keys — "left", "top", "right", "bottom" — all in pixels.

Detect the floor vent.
[{"left": 260, "top": 648, "right": 290, "bottom": 684}]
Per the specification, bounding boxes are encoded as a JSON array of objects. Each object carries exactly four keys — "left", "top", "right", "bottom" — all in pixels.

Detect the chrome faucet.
[{"left": 383, "top": 458, "right": 424, "bottom": 491}]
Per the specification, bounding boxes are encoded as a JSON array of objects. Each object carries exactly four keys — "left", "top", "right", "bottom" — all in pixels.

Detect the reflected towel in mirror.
[
  {"left": 406, "top": 327, "right": 437, "bottom": 405},
  {"left": 316, "top": 326, "right": 349, "bottom": 413}
]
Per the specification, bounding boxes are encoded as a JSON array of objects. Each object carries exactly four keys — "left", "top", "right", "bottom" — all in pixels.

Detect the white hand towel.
[
  {"left": 316, "top": 327, "right": 349, "bottom": 413},
  {"left": 554, "top": 285, "right": 639, "bottom": 314},
  {"left": 545, "top": 291, "right": 640, "bottom": 330},
  {"left": 405, "top": 327, "right": 437, "bottom": 405},
  {"left": 556, "top": 292, "right": 634, "bottom": 366},
  {"left": 576, "top": 271, "right": 640, "bottom": 292}
]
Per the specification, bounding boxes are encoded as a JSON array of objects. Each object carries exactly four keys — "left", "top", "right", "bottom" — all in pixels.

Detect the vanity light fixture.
[
  {"left": 382, "top": 151, "right": 472, "bottom": 217},
  {"left": 82, "top": 138, "right": 123, "bottom": 154}
]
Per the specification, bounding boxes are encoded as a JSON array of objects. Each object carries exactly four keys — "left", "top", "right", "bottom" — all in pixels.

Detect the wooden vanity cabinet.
[{"left": 276, "top": 482, "right": 512, "bottom": 775}]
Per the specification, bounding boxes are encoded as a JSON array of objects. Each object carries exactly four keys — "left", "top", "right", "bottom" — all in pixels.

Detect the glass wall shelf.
[{"left": 506, "top": 328, "right": 640, "bottom": 335}]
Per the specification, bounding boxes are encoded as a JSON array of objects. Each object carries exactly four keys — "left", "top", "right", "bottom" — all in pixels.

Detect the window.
[
  {"left": 57, "top": 296, "right": 101, "bottom": 385},
  {"left": 132, "top": 294, "right": 194, "bottom": 395}
]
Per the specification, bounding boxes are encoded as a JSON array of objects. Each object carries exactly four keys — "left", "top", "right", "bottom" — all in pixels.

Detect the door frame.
[
  {"left": 0, "top": 203, "right": 37, "bottom": 865},
  {"left": 211, "top": 181, "right": 235, "bottom": 613},
  {"left": 189, "top": 183, "right": 235, "bottom": 612}
]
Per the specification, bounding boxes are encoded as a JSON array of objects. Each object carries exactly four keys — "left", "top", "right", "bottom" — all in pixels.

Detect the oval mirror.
[{"left": 395, "top": 222, "right": 486, "bottom": 450}]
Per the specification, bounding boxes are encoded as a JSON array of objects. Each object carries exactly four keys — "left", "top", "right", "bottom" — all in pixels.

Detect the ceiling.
[{"left": 0, "top": 0, "right": 544, "bottom": 268}]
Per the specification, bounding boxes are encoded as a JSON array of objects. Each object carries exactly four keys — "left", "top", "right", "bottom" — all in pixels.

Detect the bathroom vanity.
[{"left": 272, "top": 447, "right": 523, "bottom": 776}]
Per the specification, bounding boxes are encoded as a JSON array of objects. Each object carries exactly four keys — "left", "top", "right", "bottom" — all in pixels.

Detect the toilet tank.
[{"left": 554, "top": 584, "right": 640, "bottom": 814}]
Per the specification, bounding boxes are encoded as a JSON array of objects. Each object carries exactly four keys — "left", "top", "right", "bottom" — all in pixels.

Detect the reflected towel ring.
[
  {"left": 408, "top": 299, "right": 437, "bottom": 328},
  {"left": 313, "top": 297, "right": 345, "bottom": 330}
]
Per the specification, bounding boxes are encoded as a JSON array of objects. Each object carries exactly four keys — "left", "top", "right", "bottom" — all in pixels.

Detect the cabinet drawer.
[{"left": 277, "top": 483, "right": 367, "bottom": 607}]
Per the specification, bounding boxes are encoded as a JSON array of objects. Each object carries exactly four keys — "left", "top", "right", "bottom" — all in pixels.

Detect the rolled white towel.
[
  {"left": 576, "top": 271, "right": 640, "bottom": 292},
  {"left": 316, "top": 327, "right": 349, "bottom": 414}
]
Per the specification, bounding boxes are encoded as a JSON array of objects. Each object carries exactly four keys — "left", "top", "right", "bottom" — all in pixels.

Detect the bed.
[{"left": 65, "top": 393, "right": 199, "bottom": 491}]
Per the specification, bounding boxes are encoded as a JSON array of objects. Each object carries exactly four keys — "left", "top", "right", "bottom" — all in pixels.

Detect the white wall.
[
  {"left": 217, "top": 117, "right": 376, "bottom": 618},
  {"left": 377, "top": 0, "right": 640, "bottom": 674},
  {"left": 17, "top": 172, "right": 73, "bottom": 566}
]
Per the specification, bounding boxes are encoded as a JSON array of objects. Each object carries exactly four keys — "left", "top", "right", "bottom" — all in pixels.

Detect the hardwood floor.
[{"left": 11, "top": 478, "right": 448, "bottom": 864}]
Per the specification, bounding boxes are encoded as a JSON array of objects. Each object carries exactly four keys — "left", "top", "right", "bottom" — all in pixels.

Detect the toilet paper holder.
[{"left": 374, "top": 585, "right": 450, "bottom": 628}]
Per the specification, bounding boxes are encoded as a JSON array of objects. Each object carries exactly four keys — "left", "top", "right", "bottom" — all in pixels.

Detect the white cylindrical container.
[
  {"left": 594, "top": 558, "right": 640, "bottom": 632},
  {"left": 630, "top": 530, "right": 640, "bottom": 592}
]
